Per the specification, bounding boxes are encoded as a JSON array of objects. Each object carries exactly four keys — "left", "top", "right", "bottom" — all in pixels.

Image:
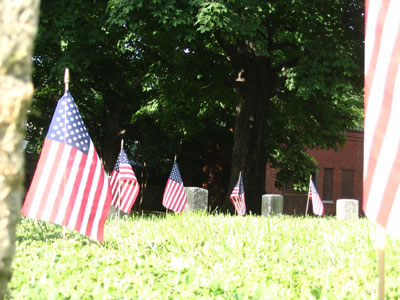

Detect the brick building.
[{"left": 265, "top": 130, "right": 364, "bottom": 216}]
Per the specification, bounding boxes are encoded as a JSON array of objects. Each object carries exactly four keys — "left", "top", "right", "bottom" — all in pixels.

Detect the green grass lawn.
[{"left": 6, "top": 213, "right": 400, "bottom": 299}]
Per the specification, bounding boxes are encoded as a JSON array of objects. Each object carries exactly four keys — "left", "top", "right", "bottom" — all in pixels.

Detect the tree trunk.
[
  {"left": 101, "top": 96, "right": 124, "bottom": 174},
  {"left": 0, "top": 0, "right": 40, "bottom": 298},
  {"left": 228, "top": 57, "right": 273, "bottom": 214}
]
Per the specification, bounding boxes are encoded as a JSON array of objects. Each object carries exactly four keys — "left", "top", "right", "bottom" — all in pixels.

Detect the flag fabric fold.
[
  {"left": 21, "top": 91, "right": 112, "bottom": 242},
  {"left": 162, "top": 161, "right": 187, "bottom": 212},
  {"left": 308, "top": 179, "right": 324, "bottom": 216},
  {"left": 364, "top": 0, "right": 400, "bottom": 239},
  {"left": 229, "top": 176, "right": 246, "bottom": 216},
  {"left": 110, "top": 148, "right": 140, "bottom": 214}
]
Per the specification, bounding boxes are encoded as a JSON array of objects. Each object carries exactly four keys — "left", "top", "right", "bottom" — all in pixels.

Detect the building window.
[
  {"left": 341, "top": 169, "right": 354, "bottom": 199},
  {"left": 323, "top": 168, "right": 333, "bottom": 200}
]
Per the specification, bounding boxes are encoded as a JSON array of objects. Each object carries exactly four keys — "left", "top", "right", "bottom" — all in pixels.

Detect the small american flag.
[
  {"left": 162, "top": 161, "right": 187, "bottom": 212},
  {"left": 21, "top": 91, "right": 112, "bottom": 242},
  {"left": 229, "top": 176, "right": 246, "bottom": 216},
  {"left": 110, "top": 148, "right": 139, "bottom": 214},
  {"left": 308, "top": 179, "right": 324, "bottom": 216},
  {"left": 364, "top": 0, "right": 400, "bottom": 238}
]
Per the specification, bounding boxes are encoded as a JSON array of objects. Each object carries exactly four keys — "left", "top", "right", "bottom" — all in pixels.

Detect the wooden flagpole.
[
  {"left": 377, "top": 224, "right": 385, "bottom": 300},
  {"left": 305, "top": 175, "right": 312, "bottom": 216},
  {"left": 64, "top": 68, "right": 69, "bottom": 93},
  {"left": 236, "top": 172, "right": 242, "bottom": 216},
  {"left": 117, "top": 139, "right": 124, "bottom": 218},
  {"left": 166, "top": 155, "right": 177, "bottom": 215},
  {"left": 62, "top": 68, "right": 69, "bottom": 239}
]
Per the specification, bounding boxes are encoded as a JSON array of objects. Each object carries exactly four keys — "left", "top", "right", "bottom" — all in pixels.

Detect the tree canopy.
[{"left": 28, "top": 0, "right": 364, "bottom": 212}]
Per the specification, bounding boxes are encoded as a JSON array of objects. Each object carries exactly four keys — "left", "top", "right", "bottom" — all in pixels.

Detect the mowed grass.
[{"left": 6, "top": 213, "right": 400, "bottom": 300}]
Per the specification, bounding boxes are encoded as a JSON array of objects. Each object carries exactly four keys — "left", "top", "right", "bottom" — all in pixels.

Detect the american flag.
[
  {"left": 308, "top": 179, "right": 324, "bottom": 216},
  {"left": 110, "top": 148, "right": 140, "bottom": 214},
  {"left": 229, "top": 176, "right": 246, "bottom": 216},
  {"left": 21, "top": 91, "right": 112, "bottom": 242},
  {"left": 364, "top": 0, "right": 400, "bottom": 238},
  {"left": 162, "top": 161, "right": 187, "bottom": 212}
]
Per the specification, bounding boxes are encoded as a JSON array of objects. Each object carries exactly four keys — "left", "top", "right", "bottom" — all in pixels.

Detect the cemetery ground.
[{"left": 6, "top": 213, "right": 400, "bottom": 299}]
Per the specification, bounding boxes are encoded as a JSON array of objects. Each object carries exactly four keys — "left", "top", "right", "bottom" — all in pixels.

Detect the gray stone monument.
[
  {"left": 184, "top": 187, "right": 208, "bottom": 213},
  {"left": 108, "top": 205, "right": 127, "bottom": 218},
  {"left": 336, "top": 199, "right": 359, "bottom": 220},
  {"left": 262, "top": 194, "right": 283, "bottom": 216}
]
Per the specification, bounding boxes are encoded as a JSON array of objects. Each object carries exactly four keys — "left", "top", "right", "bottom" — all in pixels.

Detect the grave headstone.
[
  {"left": 108, "top": 205, "right": 127, "bottom": 218},
  {"left": 184, "top": 187, "right": 208, "bottom": 213},
  {"left": 336, "top": 199, "right": 359, "bottom": 220},
  {"left": 262, "top": 194, "right": 283, "bottom": 216}
]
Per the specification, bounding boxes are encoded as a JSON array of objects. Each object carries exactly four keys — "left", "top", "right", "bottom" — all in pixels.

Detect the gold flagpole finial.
[
  {"left": 174, "top": 155, "right": 177, "bottom": 162},
  {"left": 64, "top": 68, "right": 70, "bottom": 92}
]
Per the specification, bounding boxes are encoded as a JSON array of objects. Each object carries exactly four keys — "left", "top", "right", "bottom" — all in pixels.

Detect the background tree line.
[{"left": 27, "top": 0, "right": 364, "bottom": 213}]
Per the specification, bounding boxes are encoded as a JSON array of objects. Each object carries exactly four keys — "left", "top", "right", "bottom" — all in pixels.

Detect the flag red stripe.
[
  {"left": 39, "top": 145, "right": 73, "bottom": 221},
  {"left": 171, "top": 188, "right": 186, "bottom": 212},
  {"left": 85, "top": 162, "right": 106, "bottom": 238},
  {"left": 377, "top": 143, "right": 400, "bottom": 226},
  {"left": 49, "top": 147, "right": 78, "bottom": 223},
  {"left": 96, "top": 181, "right": 111, "bottom": 242},
  {"left": 122, "top": 184, "right": 139, "bottom": 213},
  {"left": 163, "top": 180, "right": 186, "bottom": 212},
  {"left": 364, "top": 20, "right": 400, "bottom": 211},
  {"left": 162, "top": 179, "right": 174, "bottom": 207},
  {"left": 121, "top": 183, "right": 134, "bottom": 212},
  {"left": 62, "top": 151, "right": 88, "bottom": 227},
  {"left": 21, "top": 139, "right": 53, "bottom": 217},
  {"left": 22, "top": 92, "right": 112, "bottom": 242},
  {"left": 110, "top": 159, "right": 139, "bottom": 214},
  {"left": 166, "top": 182, "right": 181, "bottom": 210},
  {"left": 74, "top": 149, "right": 98, "bottom": 232},
  {"left": 364, "top": 0, "right": 390, "bottom": 103}
]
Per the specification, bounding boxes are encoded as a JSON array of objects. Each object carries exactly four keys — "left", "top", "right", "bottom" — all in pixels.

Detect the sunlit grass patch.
[{"left": 7, "top": 214, "right": 400, "bottom": 299}]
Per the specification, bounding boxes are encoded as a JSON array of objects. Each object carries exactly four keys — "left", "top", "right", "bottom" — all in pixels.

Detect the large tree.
[
  {"left": 108, "top": 0, "right": 364, "bottom": 212},
  {"left": 28, "top": 0, "right": 238, "bottom": 210},
  {"left": 29, "top": 0, "right": 151, "bottom": 173},
  {"left": 0, "top": 0, "right": 40, "bottom": 297}
]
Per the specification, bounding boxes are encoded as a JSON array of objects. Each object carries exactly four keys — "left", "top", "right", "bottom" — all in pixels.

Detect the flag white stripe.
[
  {"left": 121, "top": 183, "right": 134, "bottom": 209},
  {"left": 90, "top": 174, "right": 110, "bottom": 240},
  {"left": 365, "top": 0, "right": 382, "bottom": 75},
  {"left": 163, "top": 180, "right": 175, "bottom": 207},
  {"left": 364, "top": 0, "right": 400, "bottom": 175},
  {"left": 122, "top": 183, "right": 139, "bottom": 212},
  {"left": 80, "top": 150, "right": 102, "bottom": 234},
  {"left": 41, "top": 145, "right": 72, "bottom": 221},
  {"left": 54, "top": 150, "right": 83, "bottom": 225},
  {"left": 173, "top": 188, "right": 186, "bottom": 212},
  {"left": 171, "top": 186, "right": 186, "bottom": 211},
  {"left": 28, "top": 141, "right": 59, "bottom": 218},
  {"left": 386, "top": 185, "right": 400, "bottom": 238},
  {"left": 163, "top": 181, "right": 186, "bottom": 212},
  {"left": 68, "top": 143, "right": 94, "bottom": 229},
  {"left": 366, "top": 64, "right": 400, "bottom": 220}
]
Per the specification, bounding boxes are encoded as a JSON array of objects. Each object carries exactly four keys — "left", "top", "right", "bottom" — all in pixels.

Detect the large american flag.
[
  {"left": 308, "top": 179, "right": 324, "bottom": 216},
  {"left": 162, "top": 161, "right": 187, "bottom": 212},
  {"left": 229, "top": 176, "right": 246, "bottom": 216},
  {"left": 364, "top": 0, "right": 400, "bottom": 239},
  {"left": 21, "top": 92, "right": 112, "bottom": 242},
  {"left": 110, "top": 148, "right": 139, "bottom": 214}
]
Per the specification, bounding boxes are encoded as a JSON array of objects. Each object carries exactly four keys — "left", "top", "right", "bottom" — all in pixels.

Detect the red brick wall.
[{"left": 266, "top": 130, "right": 364, "bottom": 216}]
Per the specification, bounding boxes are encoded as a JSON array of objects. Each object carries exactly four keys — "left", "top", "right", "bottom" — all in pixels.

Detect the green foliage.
[
  {"left": 30, "top": 0, "right": 365, "bottom": 193},
  {"left": 8, "top": 215, "right": 400, "bottom": 299},
  {"left": 106, "top": 0, "right": 364, "bottom": 191}
]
